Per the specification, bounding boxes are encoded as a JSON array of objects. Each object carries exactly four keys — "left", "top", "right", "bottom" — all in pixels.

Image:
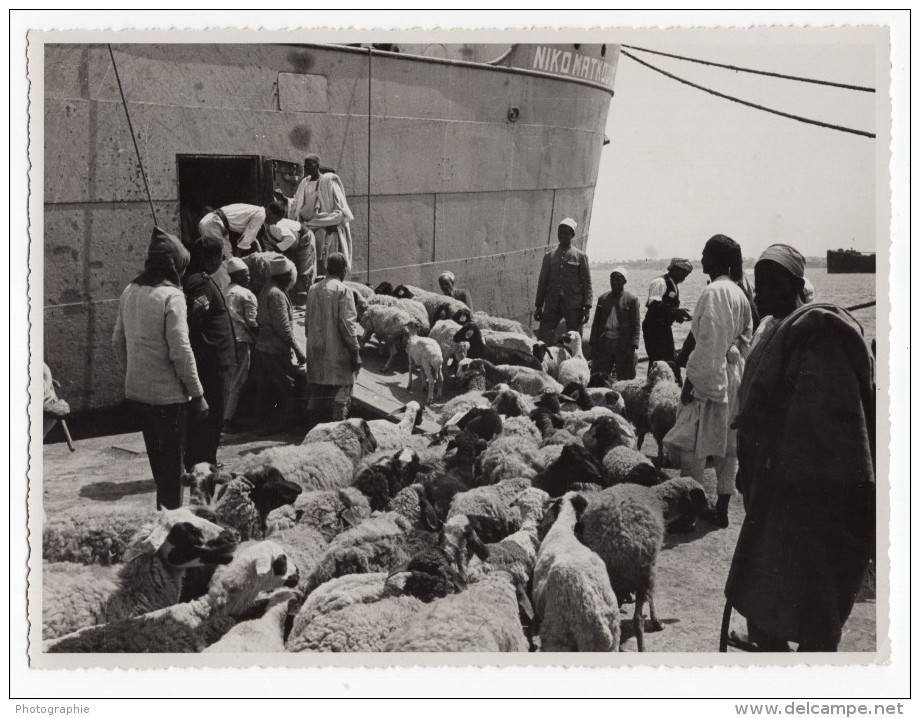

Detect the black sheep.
[
  {"left": 455, "top": 407, "right": 503, "bottom": 442},
  {"left": 451, "top": 322, "right": 542, "bottom": 370},
  {"left": 534, "top": 444, "right": 606, "bottom": 498}
]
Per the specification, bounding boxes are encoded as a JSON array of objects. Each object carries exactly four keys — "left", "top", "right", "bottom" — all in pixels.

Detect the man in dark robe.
[{"left": 724, "top": 244, "right": 875, "bottom": 652}]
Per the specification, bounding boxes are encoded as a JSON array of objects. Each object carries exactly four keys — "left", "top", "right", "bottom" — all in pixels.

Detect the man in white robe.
[{"left": 664, "top": 234, "right": 753, "bottom": 527}]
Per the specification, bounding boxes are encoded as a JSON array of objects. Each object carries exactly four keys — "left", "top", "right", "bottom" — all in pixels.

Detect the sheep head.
[
  {"left": 439, "top": 514, "right": 489, "bottom": 575},
  {"left": 536, "top": 444, "right": 605, "bottom": 498},
  {"left": 557, "top": 330, "right": 584, "bottom": 357},
  {"left": 452, "top": 308, "right": 472, "bottom": 325},
  {"left": 125, "top": 508, "right": 239, "bottom": 566},
  {"left": 209, "top": 541, "right": 300, "bottom": 614},
  {"left": 654, "top": 476, "right": 711, "bottom": 534},
  {"left": 451, "top": 322, "right": 479, "bottom": 344},
  {"left": 647, "top": 360, "right": 677, "bottom": 387},
  {"left": 180, "top": 462, "right": 228, "bottom": 507},
  {"left": 392, "top": 284, "right": 413, "bottom": 299},
  {"left": 374, "top": 281, "right": 394, "bottom": 295},
  {"left": 239, "top": 466, "right": 304, "bottom": 532}
]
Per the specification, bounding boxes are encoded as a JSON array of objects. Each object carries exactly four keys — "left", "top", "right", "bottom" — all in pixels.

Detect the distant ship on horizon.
[{"left": 827, "top": 248, "right": 876, "bottom": 274}]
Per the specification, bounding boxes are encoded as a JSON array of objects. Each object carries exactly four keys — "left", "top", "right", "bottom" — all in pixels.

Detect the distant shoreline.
[{"left": 590, "top": 257, "right": 829, "bottom": 270}]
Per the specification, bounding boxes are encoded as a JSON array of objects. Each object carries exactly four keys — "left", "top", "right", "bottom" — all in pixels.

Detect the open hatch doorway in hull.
[
  {"left": 176, "top": 154, "right": 307, "bottom": 243},
  {"left": 176, "top": 154, "right": 262, "bottom": 243}
]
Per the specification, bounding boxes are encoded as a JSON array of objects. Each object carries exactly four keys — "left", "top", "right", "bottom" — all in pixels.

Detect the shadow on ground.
[{"left": 79, "top": 479, "right": 154, "bottom": 502}]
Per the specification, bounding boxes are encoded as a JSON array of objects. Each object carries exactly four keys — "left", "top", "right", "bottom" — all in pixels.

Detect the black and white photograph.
[{"left": 15, "top": 11, "right": 908, "bottom": 705}]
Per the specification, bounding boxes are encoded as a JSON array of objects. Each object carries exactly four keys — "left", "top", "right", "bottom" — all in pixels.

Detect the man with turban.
[
  {"left": 642, "top": 257, "right": 693, "bottom": 366},
  {"left": 589, "top": 267, "right": 641, "bottom": 380},
  {"left": 724, "top": 243, "right": 875, "bottom": 651},
  {"left": 112, "top": 227, "right": 206, "bottom": 509},
  {"left": 534, "top": 218, "right": 593, "bottom": 343},
  {"left": 664, "top": 235, "right": 753, "bottom": 528},
  {"left": 437, "top": 270, "right": 473, "bottom": 310}
]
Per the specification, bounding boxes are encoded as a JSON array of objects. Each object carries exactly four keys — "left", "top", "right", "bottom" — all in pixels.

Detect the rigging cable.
[
  {"left": 620, "top": 50, "right": 875, "bottom": 139},
  {"left": 622, "top": 44, "right": 875, "bottom": 93},
  {"left": 107, "top": 44, "right": 159, "bottom": 225}
]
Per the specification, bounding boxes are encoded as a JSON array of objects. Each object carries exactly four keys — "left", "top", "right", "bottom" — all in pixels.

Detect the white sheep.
[
  {"left": 394, "top": 284, "right": 470, "bottom": 325},
  {"left": 301, "top": 419, "right": 378, "bottom": 464},
  {"left": 532, "top": 341, "right": 569, "bottom": 379},
  {"left": 500, "top": 415, "right": 542, "bottom": 446},
  {"left": 533, "top": 492, "right": 620, "bottom": 652},
  {"left": 576, "top": 478, "right": 709, "bottom": 651},
  {"left": 602, "top": 445, "right": 657, "bottom": 486},
  {"left": 383, "top": 571, "right": 529, "bottom": 652},
  {"left": 428, "top": 319, "right": 470, "bottom": 378},
  {"left": 45, "top": 540, "right": 299, "bottom": 653},
  {"left": 367, "top": 294, "right": 431, "bottom": 334},
  {"left": 286, "top": 572, "right": 425, "bottom": 652},
  {"left": 43, "top": 503, "right": 159, "bottom": 566},
  {"left": 466, "top": 358, "right": 562, "bottom": 396},
  {"left": 406, "top": 335, "right": 444, "bottom": 403},
  {"left": 477, "top": 435, "right": 541, "bottom": 485},
  {"left": 364, "top": 401, "right": 423, "bottom": 452},
  {"left": 234, "top": 442, "right": 354, "bottom": 492},
  {"left": 557, "top": 331, "right": 590, "bottom": 387},
  {"left": 560, "top": 406, "right": 617, "bottom": 436},
  {"left": 267, "top": 487, "right": 371, "bottom": 542},
  {"left": 472, "top": 311, "right": 534, "bottom": 337},
  {"left": 203, "top": 587, "right": 300, "bottom": 653},
  {"left": 645, "top": 361, "right": 682, "bottom": 465},
  {"left": 480, "top": 327, "right": 535, "bottom": 356},
  {"left": 359, "top": 304, "right": 424, "bottom": 371},
  {"left": 42, "top": 509, "right": 237, "bottom": 641}
]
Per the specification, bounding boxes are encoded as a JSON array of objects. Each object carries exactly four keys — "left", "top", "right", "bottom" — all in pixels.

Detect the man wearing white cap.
[
  {"left": 643, "top": 257, "right": 693, "bottom": 366},
  {"left": 534, "top": 217, "right": 593, "bottom": 343},
  {"left": 223, "top": 257, "right": 259, "bottom": 426},
  {"left": 589, "top": 267, "right": 641, "bottom": 380},
  {"left": 254, "top": 256, "right": 305, "bottom": 431}
]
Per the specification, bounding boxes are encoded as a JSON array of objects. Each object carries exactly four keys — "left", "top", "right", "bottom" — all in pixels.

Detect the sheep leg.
[
  {"left": 633, "top": 594, "right": 646, "bottom": 652},
  {"left": 426, "top": 370, "right": 434, "bottom": 404},
  {"left": 637, "top": 431, "right": 645, "bottom": 450},
  {"left": 656, "top": 438, "right": 665, "bottom": 468},
  {"left": 646, "top": 590, "right": 663, "bottom": 632},
  {"left": 406, "top": 357, "right": 414, "bottom": 392},
  {"left": 435, "top": 368, "right": 443, "bottom": 400},
  {"left": 383, "top": 344, "right": 397, "bottom": 372}
]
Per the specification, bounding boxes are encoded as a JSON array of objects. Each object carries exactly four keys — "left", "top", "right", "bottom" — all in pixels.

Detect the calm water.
[{"left": 588, "top": 267, "right": 877, "bottom": 346}]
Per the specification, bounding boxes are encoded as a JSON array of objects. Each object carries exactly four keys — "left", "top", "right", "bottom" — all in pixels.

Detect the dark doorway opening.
[{"left": 176, "top": 155, "right": 262, "bottom": 243}]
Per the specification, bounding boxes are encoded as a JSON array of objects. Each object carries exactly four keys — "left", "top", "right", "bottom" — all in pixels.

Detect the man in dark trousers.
[
  {"left": 183, "top": 235, "right": 237, "bottom": 468},
  {"left": 589, "top": 267, "right": 641, "bottom": 380},
  {"left": 534, "top": 218, "right": 593, "bottom": 343},
  {"left": 642, "top": 257, "right": 693, "bottom": 365}
]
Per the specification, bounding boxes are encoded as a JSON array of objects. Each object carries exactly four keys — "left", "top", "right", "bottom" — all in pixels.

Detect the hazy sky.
[{"left": 591, "top": 41, "right": 880, "bottom": 261}]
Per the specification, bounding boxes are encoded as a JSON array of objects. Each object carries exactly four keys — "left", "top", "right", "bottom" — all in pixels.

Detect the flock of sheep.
[{"left": 42, "top": 269, "right": 710, "bottom": 654}]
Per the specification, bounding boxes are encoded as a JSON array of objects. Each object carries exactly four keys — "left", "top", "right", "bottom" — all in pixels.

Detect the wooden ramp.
[{"left": 292, "top": 307, "right": 442, "bottom": 434}]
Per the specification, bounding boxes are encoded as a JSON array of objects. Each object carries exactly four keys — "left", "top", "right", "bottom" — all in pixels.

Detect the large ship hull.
[{"left": 42, "top": 43, "right": 617, "bottom": 413}]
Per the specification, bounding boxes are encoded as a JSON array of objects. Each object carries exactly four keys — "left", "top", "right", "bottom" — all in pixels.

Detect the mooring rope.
[{"left": 107, "top": 44, "right": 158, "bottom": 225}]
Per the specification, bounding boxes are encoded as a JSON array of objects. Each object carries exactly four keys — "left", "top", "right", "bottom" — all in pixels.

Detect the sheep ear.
[
  {"left": 570, "top": 493, "right": 589, "bottom": 519},
  {"left": 180, "top": 472, "right": 195, "bottom": 487},
  {"left": 466, "top": 521, "right": 490, "bottom": 560},
  {"left": 419, "top": 498, "right": 441, "bottom": 532},
  {"left": 125, "top": 523, "right": 171, "bottom": 561},
  {"left": 255, "top": 551, "right": 274, "bottom": 576},
  {"left": 515, "top": 583, "right": 535, "bottom": 621},
  {"left": 341, "top": 507, "right": 359, "bottom": 528}
]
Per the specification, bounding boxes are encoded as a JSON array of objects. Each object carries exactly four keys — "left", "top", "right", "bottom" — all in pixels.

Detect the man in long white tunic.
[{"left": 664, "top": 234, "right": 752, "bottom": 528}]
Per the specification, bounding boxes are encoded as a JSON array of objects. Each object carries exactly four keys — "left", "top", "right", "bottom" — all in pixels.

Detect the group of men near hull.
[
  {"left": 196, "top": 153, "right": 355, "bottom": 302},
  {"left": 535, "top": 216, "right": 694, "bottom": 383},
  {"left": 111, "top": 154, "right": 362, "bottom": 510},
  {"left": 534, "top": 219, "right": 875, "bottom": 653}
]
